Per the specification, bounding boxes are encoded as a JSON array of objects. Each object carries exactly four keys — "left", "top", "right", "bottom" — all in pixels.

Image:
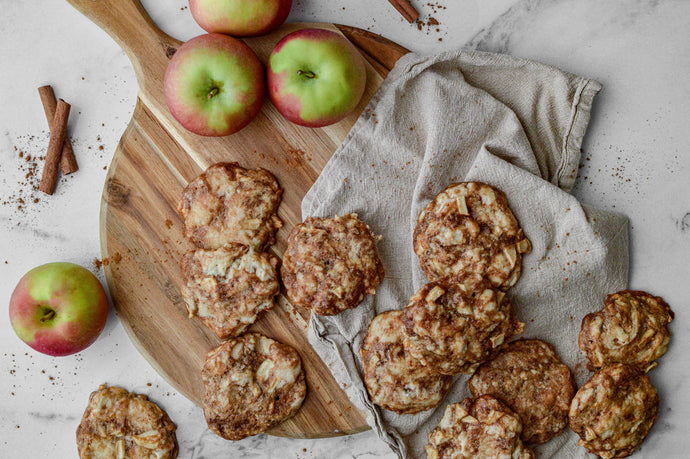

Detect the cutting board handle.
[{"left": 66, "top": 0, "right": 179, "bottom": 95}]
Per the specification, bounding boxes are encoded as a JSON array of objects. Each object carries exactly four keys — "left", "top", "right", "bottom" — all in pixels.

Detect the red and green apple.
[
  {"left": 190, "top": 0, "right": 293, "bottom": 37},
  {"left": 164, "top": 33, "right": 265, "bottom": 136},
  {"left": 9, "top": 262, "right": 109, "bottom": 357},
  {"left": 267, "top": 28, "right": 367, "bottom": 128}
]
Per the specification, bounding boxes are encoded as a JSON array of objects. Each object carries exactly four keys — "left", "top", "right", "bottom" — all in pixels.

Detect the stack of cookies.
[
  {"left": 177, "top": 162, "right": 307, "bottom": 440},
  {"left": 570, "top": 290, "right": 674, "bottom": 458}
]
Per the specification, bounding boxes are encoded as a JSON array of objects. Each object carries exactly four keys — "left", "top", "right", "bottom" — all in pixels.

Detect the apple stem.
[
  {"left": 297, "top": 70, "right": 316, "bottom": 79},
  {"left": 40, "top": 308, "right": 56, "bottom": 323},
  {"left": 208, "top": 87, "right": 219, "bottom": 100}
]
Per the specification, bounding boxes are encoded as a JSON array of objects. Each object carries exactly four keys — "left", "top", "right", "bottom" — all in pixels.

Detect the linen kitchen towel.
[{"left": 305, "top": 49, "right": 622, "bottom": 459}]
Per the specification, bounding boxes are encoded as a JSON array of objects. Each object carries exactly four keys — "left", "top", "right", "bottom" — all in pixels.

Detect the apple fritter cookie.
[
  {"left": 202, "top": 333, "right": 306, "bottom": 440},
  {"left": 413, "top": 182, "right": 531, "bottom": 290},
  {"left": 180, "top": 244, "right": 279, "bottom": 339},
  {"left": 281, "top": 213, "right": 385, "bottom": 315},
  {"left": 359, "top": 310, "right": 451, "bottom": 414},
  {"left": 426, "top": 395, "right": 535, "bottom": 459},
  {"left": 579, "top": 290, "right": 674, "bottom": 373},
  {"left": 177, "top": 162, "right": 283, "bottom": 250},
  {"left": 402, "top": 276, "right": 523, "bottom": 375},
  {"left": 569, "top": 363, "right": 659, "bottom": 458},
  {"left": 76, "top": 384, "right": 178, "bottom": 459},
  {"left": 468, "top": 339, "right": 575, "bottom": 445}
]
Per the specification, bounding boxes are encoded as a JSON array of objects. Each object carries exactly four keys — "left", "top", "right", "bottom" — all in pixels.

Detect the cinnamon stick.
[
  {"left": 387, "top": 0, "right": 420, "bottom": 23},
  {"left": 38, "top": 85, "right": 78, "bottom": 175},
  {"left": 39, "top": 99, "right": 71, "bottom": 195}
]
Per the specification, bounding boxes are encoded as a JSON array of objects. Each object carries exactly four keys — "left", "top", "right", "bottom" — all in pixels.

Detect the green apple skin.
[
  {"left": 9, "top": 262, "right": 109, "bottom": 357},
  {"left": 164, "top": 33, "right": 265, "bottom": 136},
  {"left": 190, "top": 0, "right": 292, "bottom": 37},
  {"left": 267, "top": 28, "right": 367, "bottom": 128}
]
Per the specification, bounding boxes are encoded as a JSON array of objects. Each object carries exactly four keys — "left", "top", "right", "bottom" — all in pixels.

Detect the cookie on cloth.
[
  {"left": 468, "top": 339, "right": 575, "bottom": 445},
  {"left": 569, "top": 363, "right": 659, "bottom": 458},
  {"left": 177, "top": 162, "right": 283, "bottom": 250},
  {"left": 426, "top": 395, "right": 534, "bottom": 459},
  {"left": 402, "top": 276, "right": 523, "bottom": 375},
  {"left": 281, "top": 213, "right": 385, "bottom": 315},
  {"left": 180, "top": 244, "right": 279, "bottom": 339},
  {"left": 413, "top": 182, "right": 531, "bottom": 290},
  {"left": 76, "top": 384, "right": 178, "bottom": 459},
  {"left": 579, "top": 289, "right": 674, "bottom": 373},
  {"left": 201, "top": 333, "right": 306, "bottom": 440},
  {"left": 359, "top": 310, "right": 451, "bottom": 414}
]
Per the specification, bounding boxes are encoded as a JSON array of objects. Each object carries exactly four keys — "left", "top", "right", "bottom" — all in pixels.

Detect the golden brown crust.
[
  {"left": 180, "top": 244, "right": 279, "bottom": 339},
  {"left": 359, "top": 311, "right": 451, "bottom": 414},
  {"left": 76, "top": 384, "right": 178, "bottom": 459},
  {"left": 413, "top": 182, "right": 531, "bottom": 291},
  {"left": 579, "top": 290, "right": 674, "bottom": 373},
  {"left": 569, "top": 363, "right": 659, "bottom": 458},
  {"left": 281, "top": 213, "right": 385, "bottom": 315},
  {"left": 426, "top": 395, "right": 535, "bottom": 459},
  {"left": 201, "top": 333, "right": 306, "bottom": 440},
  {"left": 468, "top": 339, "right": 575, "bottom": 445},
  {"left": 177, "top": 162, "right": 283, "bottom": 251},
  {"left": 403, "top": 276, "right": 523, "bottom": 375}
]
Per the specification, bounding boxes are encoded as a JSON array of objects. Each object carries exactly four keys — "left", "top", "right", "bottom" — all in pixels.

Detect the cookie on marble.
[
  {"left": 569, "top": 363, "right": 659, "bottom": 458},
  {"left": 201, "top": 333, "right": 306, "bottom": 440},
  {"left": 76, "top": 384, "right": 178, "bottom": 459},
  {"left": 177, "top": 162, "right": 283, "bottom": 250},
  {"left": 359, "top": 310, "right": 451, "bottom": 414},
  {"left": 468, "top": 339, "right": 575, "bottom": 445},
  {"left": 403, "top": 276, "right": 523, "bottom": 375},
  {"left": 579, "top": 289, "right": 674, "bottom": 373},
  {"left": 413, "top": 182, "right": 531, "bottom": 290},
  {"left": 426, "top": 395, "right": 534, "bottom": 459},
  {"left": 180, "top": 244, "right": 279, "bottom": 339},
  {"left": 281, "top": 213, "right": 385, "bottom": 315}
]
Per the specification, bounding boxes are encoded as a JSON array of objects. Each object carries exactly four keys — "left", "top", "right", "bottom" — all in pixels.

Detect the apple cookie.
[
  {"left": 579, "top": 290, "right": 674, "bottom": 373},
  {"left": 426, "top": 395, "right": 535, "bottom": 459},
  {"left": 413, "top": 182, "right": 531, "bottom": 290},
  {"left": 202, "top": 333, "right": 306, "bottom": 440},
  {"left": 359, "top": 310, "right": 451, "bottom": 414},
  {"left": 402, "top": 276, "right": 523, "bottom": 375},
  {"left": 281, "top": 213, "right": 385, "bottom": 315},
  {"left": 569, "top": 363, "right": 659, "bottom": 458},
  {"left": 76, "top": 384, "right": 178, "bottom": 459},
  {"left": 180, "top": 244, "right": 279, "bottom": 339},
  {"left": 177, "top": 162, "right": 283, "bottom": 251},
  {"left": 468, "top": 339, "right": 575, "bottom": 445}
]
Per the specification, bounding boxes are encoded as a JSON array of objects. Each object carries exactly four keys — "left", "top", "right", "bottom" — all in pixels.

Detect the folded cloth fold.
[{"left": 305, "top": 49, "right": 623, "bottom": 458}]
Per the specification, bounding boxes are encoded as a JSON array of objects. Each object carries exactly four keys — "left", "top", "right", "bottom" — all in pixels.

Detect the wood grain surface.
[{"left": 65, "top": 0, "right": 408, "bottom": 438}]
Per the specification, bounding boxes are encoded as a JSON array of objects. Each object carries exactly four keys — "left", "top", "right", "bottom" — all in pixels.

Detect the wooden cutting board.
[{"left": 66, "top": 0, "right": 408, "bottom": 438}]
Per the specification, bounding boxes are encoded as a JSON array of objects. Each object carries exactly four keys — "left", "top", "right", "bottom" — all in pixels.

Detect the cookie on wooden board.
[
  {"left": 426, "top": 395, "right": 534, "bottom": 459},
  {"left": 201, "top": 333, "right": 306, "bottom": 440},
  {"left": 177, "top": 162, "right": 283, "bottom": 251},
  {"left": 281, "top": 213, "right": 384, "bottom": 315},
  {"left": 359, "top": 310, "right": 451, "bottom": 414},
  {"left": 413, "top": 182, "right": 531, "bottom": 290},
  {"left": 180, "top": 244, "right": 279, "bottom": 339},
  {"left": 76, "top": 384, "right": 178, "bottom": 459},
  {"left": 468, "top": 339, "right": 575, "bottom": 445},
  {"left": 403, "top": 276, "right": 523, "bottom": 375},
  {"left": 569, "top": 363, "right": 659, "bottom": 458},
  {"left": 579, "top": 289, "right": 674, "bottom": 373}
]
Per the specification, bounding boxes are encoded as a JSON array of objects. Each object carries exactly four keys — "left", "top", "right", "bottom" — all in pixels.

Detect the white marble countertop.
[{"left": 1, "top": 0, "right": 688, "bottom": 457}]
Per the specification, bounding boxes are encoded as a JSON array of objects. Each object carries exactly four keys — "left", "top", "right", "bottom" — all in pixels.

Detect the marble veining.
[{"left": 1, "top": 0, "right": 689, "bottom": 458}]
